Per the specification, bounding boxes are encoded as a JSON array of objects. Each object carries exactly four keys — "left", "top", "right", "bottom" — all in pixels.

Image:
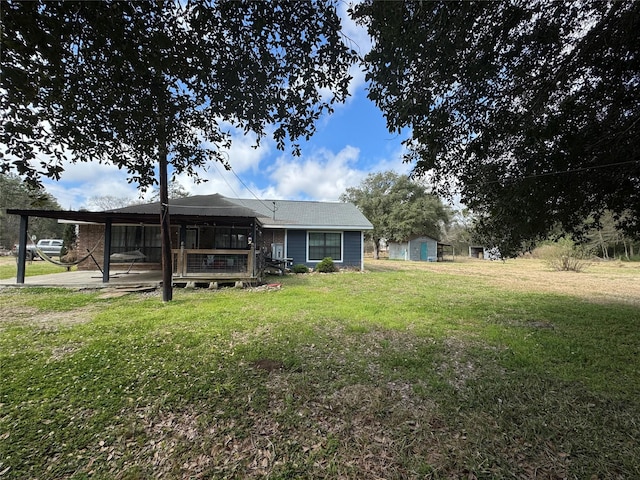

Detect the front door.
[
  {"left": 420, "top": 242, "right": 428, "bottom": 261},
  {"left": 185, "top": 228, "right": 198, "bottom": 249}
]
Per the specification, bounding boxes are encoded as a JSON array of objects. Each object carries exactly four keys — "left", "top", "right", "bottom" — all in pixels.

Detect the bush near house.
[
  {"left": 292, "top": 264, "right": 309, "bottom": 274},
  {"left": 315, "top": 257, "right": 337, "bottom": 273}
]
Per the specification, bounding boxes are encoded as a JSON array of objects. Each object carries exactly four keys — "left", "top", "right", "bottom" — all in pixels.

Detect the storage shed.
[{"left": 388, "top": 236, "right": 439, "bottom": 262}]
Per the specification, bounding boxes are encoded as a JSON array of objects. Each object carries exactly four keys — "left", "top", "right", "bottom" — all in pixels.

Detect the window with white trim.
[{"left": 308, "top": 232, "right": 342, "bottom": 262}]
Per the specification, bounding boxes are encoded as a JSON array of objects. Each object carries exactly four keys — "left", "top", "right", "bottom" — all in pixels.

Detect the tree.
[
  {"left": 585, "top": 210, "right": 638, "bottom": 260},
  {"left": 352, "top": 1, "right": 640, "bottom": 257},
  {"left": 2, "top": 1, "right": 357, "bottom": 300},
  {"left": 441, "top": 208, "right": 476, "bottom": 257},
  {"left": 149, "top": 180, "right": 190, "bottom": 203},
  {"left": 340, "top": 171, "right": 450, "bottom": 259},
  {"left": 0, "top": 173, "right": 63, "bottom": 250},
  {"left": 61, "top": 223, "right": 78, "bottom": 258},
  {"left": 86, "top": 195, "right": 135, "bottom": 211}
]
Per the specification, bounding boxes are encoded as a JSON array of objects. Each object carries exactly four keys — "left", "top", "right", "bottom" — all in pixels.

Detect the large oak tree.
[
  {"left": 352, "top": 1, "right": 640, "bottom": 256},
  {"left": 340, "top": 171, "right": 450, "bottom": 259},
  {"left": 1, "top": 0, "right": 357, "bottom": 299}
]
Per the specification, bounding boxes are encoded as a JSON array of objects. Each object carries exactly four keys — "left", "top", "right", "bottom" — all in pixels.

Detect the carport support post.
[
  {"left": 102, "top": 220, "right": 112, "bottom": 283},
  {"left": 16, "top": 215, "right": 28, "bottom": 284}
]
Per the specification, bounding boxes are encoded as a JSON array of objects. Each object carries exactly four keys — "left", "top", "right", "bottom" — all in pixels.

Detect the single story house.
[
  {"left": 388, "top": 235, "right": 452, "bottom": 262},
  {"left": 8, "top": 194, "right": 373, "bottom": 284}
]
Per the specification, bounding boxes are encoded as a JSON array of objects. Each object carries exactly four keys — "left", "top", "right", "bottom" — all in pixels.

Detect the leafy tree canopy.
[
  {"left": 352, "top": 1, "right": 640, "bottom": 256},
  {"left": 1, "top": 0, "right": 357, "bottom": 189},
  {"left": 0, "top": 173, "right": 63, "bottom": 248},
  {"left": 2, "top": 0, "right": 357, "bottom": 300},
  {"left": 340, "top": 171, "right": 450, "bottom": 259}
]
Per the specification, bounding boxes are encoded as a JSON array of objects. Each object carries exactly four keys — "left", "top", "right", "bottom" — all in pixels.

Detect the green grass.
[
  {"left": 0, "top": 257, "right": 75, "bottom": 280},
  {"left": 1, "top": 266, "right": 639, "bottom": 478}
]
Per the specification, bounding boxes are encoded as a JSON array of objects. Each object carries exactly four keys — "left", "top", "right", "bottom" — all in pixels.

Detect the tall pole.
[{"left": 158, "top": 99, "right": 173, "bottom": 302}]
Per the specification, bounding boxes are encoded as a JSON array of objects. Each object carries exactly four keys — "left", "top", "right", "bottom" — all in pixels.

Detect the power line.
[
  {"left": 478, "top": 159, "right": 639, "bottom": 186},
  {"left": 226, "top": 164, "right": 275, "bottom": 214}
]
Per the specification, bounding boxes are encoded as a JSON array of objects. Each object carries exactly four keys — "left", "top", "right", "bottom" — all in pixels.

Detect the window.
[
  {"left": 308, "top": 232, "right": 342, "bottom": 262},
  {"left": 213, "top": 227, "right": 250, "bottom": 249}
]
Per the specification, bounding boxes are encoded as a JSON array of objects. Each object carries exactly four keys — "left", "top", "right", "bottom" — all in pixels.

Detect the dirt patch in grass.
[
  {"left": 0, "top": 304, "right": 40, "bottom": 326},
  {"left": 0, "top": 304, "right": 99, "bottom": 329}
]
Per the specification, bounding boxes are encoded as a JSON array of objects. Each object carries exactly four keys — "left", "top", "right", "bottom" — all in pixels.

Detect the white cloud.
[
  {"left": 40, "top": 161, "right": 141, "bottom": 210},
  {"left": 266, "top": 145, "right": 365, "bottom": 201},
  {"left": 371, "top": 143, "right": 413, "bottom": 176},
  {"left": 202, "top": 124, "right": 273, "bottom": 174}
]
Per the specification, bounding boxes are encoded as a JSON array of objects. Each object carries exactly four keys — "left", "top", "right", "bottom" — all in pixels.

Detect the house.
[
  {"left": 388, "top": 235, "right": 452, "bottom": 262},
  {"left": 9, "top": 194, "right": 373, "bottom": 284}
]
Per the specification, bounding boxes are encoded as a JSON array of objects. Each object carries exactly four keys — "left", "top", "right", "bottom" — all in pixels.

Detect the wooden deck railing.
[{"left": 172, "top": 248, "right": 256, "bottom": 280}]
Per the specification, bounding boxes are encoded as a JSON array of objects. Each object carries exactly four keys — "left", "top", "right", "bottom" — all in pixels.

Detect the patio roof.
[{"left": 7, "top": 194, "right": 261, "bottom": 226}]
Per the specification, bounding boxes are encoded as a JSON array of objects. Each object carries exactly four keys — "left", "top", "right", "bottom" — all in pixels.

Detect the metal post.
[
  {"left": 103, "top": 220, "right": 112, "bottom": 283},
  {"left": 16, "top": 215, "right": 28, "bottom": 284}
]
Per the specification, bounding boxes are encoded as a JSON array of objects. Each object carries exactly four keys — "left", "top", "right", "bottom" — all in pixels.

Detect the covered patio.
[
  {"left": 0, "top": 268, "right": 163, "bottom": 289},
  {"left": 7, "top": 194, "right": 265, "bottom": 286}
]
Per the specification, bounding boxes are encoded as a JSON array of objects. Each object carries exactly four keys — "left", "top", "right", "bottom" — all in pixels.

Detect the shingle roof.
[
  {"left": 8, "top": 194, "right": 373, "bottom": 230},
  {"left": 111, "top": 194, "right": 258, "bottom": 218},
  {"left": 228, "top": 198, "right": 373, "bottom": 230}
]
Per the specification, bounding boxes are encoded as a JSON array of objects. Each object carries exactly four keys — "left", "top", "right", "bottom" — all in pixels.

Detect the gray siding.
[
  {"left": 389, "top": 236, "right": 438, "bottom": 261},
  {"left": 286, "top": 230, "right": 307, "bottom": 266},
  {"left": 388, "top": 241, "right": 409, "bottom": 260},
  {"left": 285, "top": 229, "right": 363, "bottom": 269},
  {"left": 408, "top": 237, "right": 438, "bottom": 261},
  {"left": 343, "top": 231, "right": 362, "bottom": 268}
]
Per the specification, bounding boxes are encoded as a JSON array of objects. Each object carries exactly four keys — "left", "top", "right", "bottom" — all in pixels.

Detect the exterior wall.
[
  {"left": 342, "top": 231, "right": 363, "bottom": 268},
  {"left": 389, "top": 237, "right": 438, "bottom": 261},
  {"left": 80, "top": 224, "right": 367, "bottom": 272},
  {"left": 77, "top": 224, "right": 106, "bottom": 271},
  {"left": 285, "top": 229, "right": 364, "bottom": 270},
  {"left": 263, "top": 229, "right": 286, "bottom": 257},
  {"left": 408, "top": 237, "right": 438, "bottom": 262},
  {"left": 77, "top": 224, "right": 165, "bottom": 271},
  {"left": 388, "top": 241, "right": 410, "bottom": 260},
  {"left": 286, "top": 230, "right": 307, "bottom": 266}
]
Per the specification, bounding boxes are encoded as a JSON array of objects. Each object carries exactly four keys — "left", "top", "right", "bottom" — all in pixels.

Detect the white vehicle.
[{"left": 17, "top": 239, "right": 64, "bottom": 260}]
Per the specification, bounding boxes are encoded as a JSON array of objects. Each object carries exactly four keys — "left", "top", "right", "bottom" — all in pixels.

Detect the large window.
[{"left": 308, "top": 232, "right": 342, "bottom": 262}]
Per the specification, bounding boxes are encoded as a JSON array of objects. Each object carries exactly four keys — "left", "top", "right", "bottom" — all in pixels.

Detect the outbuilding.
[{"left": 388, "top": 235, "right": 440, "bottom": 262}]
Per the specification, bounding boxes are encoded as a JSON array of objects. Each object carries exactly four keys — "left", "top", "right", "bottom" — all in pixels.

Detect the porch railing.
[{"left": 172, "top": 248, "right": 256, "bottom": 279}]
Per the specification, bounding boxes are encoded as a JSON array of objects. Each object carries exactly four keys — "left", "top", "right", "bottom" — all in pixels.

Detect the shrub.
[
  {"left": 292, "top": 264, "right": 309, "bottom": 274},
  {"left": 538, "top": 238, "right": 592, "bottom": 272},
  {"left": 315, "top": 257, "right": 338, "bottom": 273}
]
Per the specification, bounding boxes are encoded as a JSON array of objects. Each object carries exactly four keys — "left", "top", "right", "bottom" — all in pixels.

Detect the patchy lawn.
[
  {"left": 0, "top": 256, "right": 75, "bottom": 280},
  {"left": 1, "top": 258, "right": 639, "bottom": 478}
]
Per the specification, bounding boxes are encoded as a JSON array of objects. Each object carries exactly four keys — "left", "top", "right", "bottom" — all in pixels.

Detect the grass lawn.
[
  {"left": 1, "top": 258, "right": 639, "bottom": 479},
  {"left": 0, "top": 256, "right": 76, "bottom": 280}
]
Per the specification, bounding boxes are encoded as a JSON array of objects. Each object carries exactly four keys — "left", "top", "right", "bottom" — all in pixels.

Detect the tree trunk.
[
  {"left": 155, "top": 79, "right": 173, "bottom": 302},
  {"left": 159, "top": 141, "right": 173, "bottom": 302},
  {"left": 373, "top": 238, "right": 380, "bottom": 260}
]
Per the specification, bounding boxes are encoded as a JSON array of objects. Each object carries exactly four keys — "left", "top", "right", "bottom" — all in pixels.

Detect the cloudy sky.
[{"left": 41, "top": 5, "right": 412, "bottom": 211}]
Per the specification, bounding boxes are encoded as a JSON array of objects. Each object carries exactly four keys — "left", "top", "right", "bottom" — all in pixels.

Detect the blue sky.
[
  {"left": 41, "top": 5, "right": 413, "bottom": 210},
  {"left": 43, "top": 87, "right": 411, "bottom": 211}
]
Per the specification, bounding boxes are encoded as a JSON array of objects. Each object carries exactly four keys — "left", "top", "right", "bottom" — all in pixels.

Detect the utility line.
[
  {"left": 478, "top": 159, "right": 639, "bottom": 186},
  {"left": 226, "top": 164, "right": 276, "bottom": 214}
]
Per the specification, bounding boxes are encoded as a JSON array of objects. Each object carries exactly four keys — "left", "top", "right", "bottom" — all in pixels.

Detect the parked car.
[{"left": 16, "top": 239, "right": 64, "bottom": 260}]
